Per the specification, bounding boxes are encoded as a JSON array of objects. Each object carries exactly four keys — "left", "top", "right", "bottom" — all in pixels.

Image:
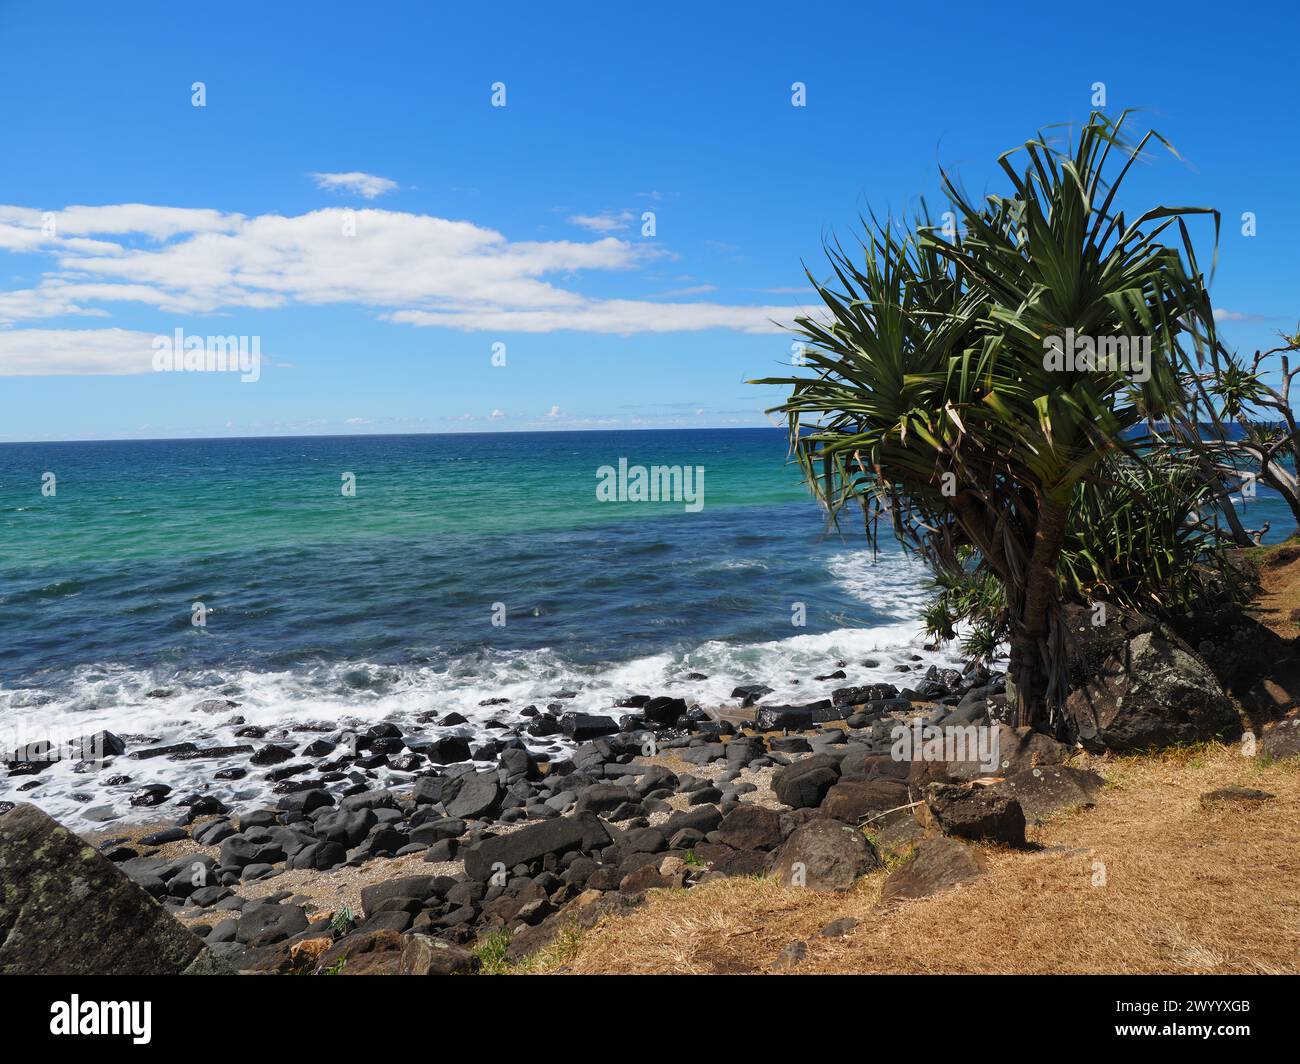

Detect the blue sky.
[{"left": 1, "top": 0, "right": 1296, "bottom": 441}]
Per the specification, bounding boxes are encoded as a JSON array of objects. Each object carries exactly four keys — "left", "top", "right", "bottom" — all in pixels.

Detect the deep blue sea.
[{"left": 0, "top": 427, "right": 1292, "bottom": 825}]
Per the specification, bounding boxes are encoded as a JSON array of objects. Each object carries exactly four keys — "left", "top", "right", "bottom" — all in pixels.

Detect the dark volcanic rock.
[
  {"left": 443, "top": 772, "right": 504, "bottom": 820},
  {"left": 926, "top": 784, "right": 1026, "bottom": 845},
  {"left": 1063, "top": 622, "right": 1237, "bottom": 752},
  {"left": 990, "top": 765, "right": 1105, "bottom": 821},
  {"left": 423, "top": 737, "right": 472, "bottom": 764},
  {"left": 139, "top": 827, "right": 188, "bottom": 846},
  {"left": 560, "top": 713, "right": 620, "bottom": 741},
  {"left": 714, "top": 804, "right": 784, "bottom": 851},
  {"left": 250, "top": 744, "right": 295, "bottom": 766},
  {"left": 833, "top": 683, "right": 897, "bottom": 706},
  {"left": 235, "top": 903, "right": 308, "bottom": 946},
  {"left": 288, "top": 841, "right": 346, "bottom": 870},
  {"left": 731, "top": 684, "right": 773, "bottom": 706},
  {"left": 575, "top": 783, "right": 636, "bottom": 815},
  {"left": 128, "top": 784, "right": 171, "bottom": 807},
  {"left": 313, "top": 808, "right": 377, "bottom": 848},
  {"left": 643, "top": 697, "right": 688, "bottom": 725},
  {"left": 462, "top": 813, "right": 611, "bottom": 882},
  {"left": 128, "top": 744, "right": 195, "bottom": 761},
  {"left": 1200, "top": 786, "right": 1276, "bottom": 804},
  {"left": 880, "top": 834, "right": 987, "bottom": 903},
  {"left": 754, "top": 704, "right": 814, "bottom": 732},
  {"left": 772, "top": 818, "right": 879, "bottom": 891},
  {"left": 772, "top": 754, "right": 841, "bottom": 809},
  {"left": 821, "top": 778, "right": 909, "bottom": 824},
  {"left": 0, "top": 803, "right": 229, "bottom": 974},
  {"left": 1260, "top": 720, "right": 1300, "bottom": 761},
  {"left": 360, "top": 875, "right": 447, "bottom": 918}
]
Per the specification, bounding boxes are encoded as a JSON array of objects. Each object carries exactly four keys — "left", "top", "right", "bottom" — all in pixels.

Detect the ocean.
[{"left": 1, "top": 427, "right": 1293, "bottom": 825}]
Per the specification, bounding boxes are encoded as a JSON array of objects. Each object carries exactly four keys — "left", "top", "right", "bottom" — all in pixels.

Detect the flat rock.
[
  {"left": 235, "top": 903, "right": 308, "bottom": 946},
  {"left": 462, "top": 812, "right": 611, "bottom": 882},
  {"left": 1200, "top": 786, "right": 1276, "bottom": 804},
  {"left": 990, "top": 765, "right": 1105, "bottom": 821},
  {"left": 880, "top": 834, "right": 987, "bottom": 903},
  {"left": 771, "top": 940, "right": 808, "bottom": 970},
  {"left": 819, "top": 916, "right": 859, "bottom": 937}
]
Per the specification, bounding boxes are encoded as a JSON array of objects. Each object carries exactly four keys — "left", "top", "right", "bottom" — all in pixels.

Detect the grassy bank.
[{"left": 519, "top": 742, "right": 1298, "bottom": 975}]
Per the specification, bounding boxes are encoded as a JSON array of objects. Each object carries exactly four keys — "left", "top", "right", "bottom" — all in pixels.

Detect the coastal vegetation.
[{"left": 757, "top": 111, "right": 1259, "bottom": 728}]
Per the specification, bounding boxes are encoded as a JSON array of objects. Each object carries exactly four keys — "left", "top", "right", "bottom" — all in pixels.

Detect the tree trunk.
[
  {"left": 1260, "top": 457, "right": 1300, "bottom": 528},
  {"left": 1008, "top": 498, "right": 1069, "bottom": 728}
]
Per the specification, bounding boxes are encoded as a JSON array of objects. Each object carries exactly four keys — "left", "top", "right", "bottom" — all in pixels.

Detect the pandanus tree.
[
  {"left": 1193, "top": 329, "right": 1300, "bottom": 535},
  {"left": 756, "top": 113, "right": 1223, "bottom": 728}
]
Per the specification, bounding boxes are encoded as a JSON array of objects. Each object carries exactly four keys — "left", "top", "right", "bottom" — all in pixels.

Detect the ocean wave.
[{"left": 0, "top": 615, "right": 965, "bottom": 829}]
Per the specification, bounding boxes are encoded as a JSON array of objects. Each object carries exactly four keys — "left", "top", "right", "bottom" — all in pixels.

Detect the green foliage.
[
  {"left": 329, "top": 904, "right": 354, "bottom": 936},
  {"left": 754, "top": 111, "right": 1225, "bottom": 720},
  {"left": 1059, "top": 454, "right": 1241, "bottom": 614},
  {"left": 472, "top": 928, "right": 512, "bottom": 975},
  {"left": 924, "top": 455, "right": 1245, "bottom": 660}
]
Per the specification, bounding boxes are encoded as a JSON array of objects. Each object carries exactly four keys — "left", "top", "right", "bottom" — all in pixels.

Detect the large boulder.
[
  {"left": 904, "top": 722, "right": 1067, "bottom": 787},
  {"left": 442, "top": 772, "right": 503, "bottom": 820},
  {"left": 771, "top": 818, "right": 879, "bottom": 891},
  {"left": 924, "top": 783, "right": 1026, "bottom": 846},
  {"left": 990, "top": 765, "right": 1105, "bottom": 822},
  {"left": 0, "top": 803, "right": 230, "bottom": 974},
  {"left": 359, "top": 875, "right": 447, "bottom": 919},
  {"left": 880, "top": 835, "right": 987, "bottom": 903},
  {"left": 821, "top": 778, "right": 909, "bottom": 824},
  {"left": 235, "top": 902, "right": 309, "bottom": 946},
  {"left": 772, "top": 754, "right": 841, "bottom": 810},
  {"left": 754, "top": 704, "right": 815, "bottom": 732},
  {"left": 713, "top": 804, "right": 784, "bottom": 851},
  {"left": 462, "top": 812, "right": 610, "bottom": 882},
  {"left": 1063, "top": 611, "right": 1238, "bottom": 752}
]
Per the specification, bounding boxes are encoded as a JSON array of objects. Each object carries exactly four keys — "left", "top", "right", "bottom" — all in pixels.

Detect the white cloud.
[
  {"left": 547, "top": 404, "right": 561, "bottom": 417},
  {"left": 0, "top": 328, "right": 159, "bottom": 375},
  {"left": 568, "top": 210, "right": 636, "bottom": 233},
  {"left": 653, "top": 284, "right": 718, "bottom": 297},
  {"left": 0, "top": 201, "right": 805, "bottom": 340},
  {"left": 391, "top": 299, "right": 793, "bottom": 334},
  {"left": 0, "top": 204, "right": 239, "bottom": 244},
  {"left": 309, "top": 172, "right": 398, "bottom": 199},
  {"left": 1213, "top": 308, "right": 1268, "bottom": 323},
  {"left": 489, "top": 408, "right": 505, "bottom": 419}
]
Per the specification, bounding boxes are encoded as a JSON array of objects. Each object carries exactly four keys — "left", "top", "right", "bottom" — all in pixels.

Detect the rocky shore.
[{"left": 3, "top": 600, "right": 1299, "bottom": 975}]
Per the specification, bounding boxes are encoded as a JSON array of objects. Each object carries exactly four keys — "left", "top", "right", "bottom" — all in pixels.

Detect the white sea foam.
[{"left": 1, "top": 550, "right": 967, "bottom": 828}]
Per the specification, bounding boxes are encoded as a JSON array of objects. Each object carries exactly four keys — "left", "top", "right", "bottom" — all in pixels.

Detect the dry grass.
[
  {"left": 1245, "top": 539, "right": 1300, "bottom": 637},
  {"left": 557, "top": 743, "right": 1300, "bottom": 974}
]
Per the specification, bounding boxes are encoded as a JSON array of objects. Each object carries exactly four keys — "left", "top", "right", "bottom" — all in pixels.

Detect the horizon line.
[{"left": 0, "top": 423, "right": 791, "bottom": 447}]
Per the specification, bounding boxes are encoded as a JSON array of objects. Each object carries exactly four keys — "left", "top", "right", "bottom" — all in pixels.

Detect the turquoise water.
[{"left": 1, "top": 427, "right": 1292, "bottom": 825}]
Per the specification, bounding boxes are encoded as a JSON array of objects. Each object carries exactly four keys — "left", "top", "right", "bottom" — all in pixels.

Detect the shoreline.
[{"left": 5, "top": 545, "right": 1299, "bottom": 976}]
